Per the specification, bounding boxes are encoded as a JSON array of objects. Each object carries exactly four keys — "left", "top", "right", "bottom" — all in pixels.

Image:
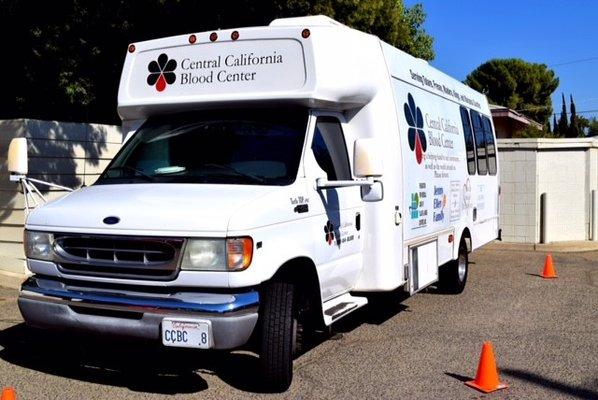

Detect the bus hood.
[{"left": 25, "top": 184, "right": 279, "bottom": 235}]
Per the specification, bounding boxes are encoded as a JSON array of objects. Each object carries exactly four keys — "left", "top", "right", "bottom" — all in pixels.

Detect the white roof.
[
  {"left": 117, "top": 16, "right": 385, "bottom": 120},
  {"left": 269, "top": 15, "right": 349, "bottom": 28}
]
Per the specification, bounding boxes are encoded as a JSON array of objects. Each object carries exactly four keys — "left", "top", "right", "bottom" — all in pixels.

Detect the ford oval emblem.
[{"left": 103, "top": 216, "right": 120, "bottom": 225}]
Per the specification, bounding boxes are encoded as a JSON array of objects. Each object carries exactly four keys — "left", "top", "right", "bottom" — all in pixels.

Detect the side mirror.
[
  {"left": 8, "top": 138, "right": 28, "bottom": 176},
  {"left": 361, "top": 180, "right": 383, "bottom": 202},
  {"left": 353, "top": 138, "right": 383, "bottom": 178}
]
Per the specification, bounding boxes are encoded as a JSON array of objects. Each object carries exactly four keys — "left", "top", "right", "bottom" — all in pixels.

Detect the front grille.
[{"left": 54, "top": 235, "right": 184, "bottom": 281}]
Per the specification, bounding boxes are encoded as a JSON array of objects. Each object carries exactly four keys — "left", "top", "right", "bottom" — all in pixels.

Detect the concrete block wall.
[
  {"left": 498, "top": 138, "right": 598, "bottom": 243},
  {"left": 0, "top": 119, "right": 122, "bottom": 283},
  {"left": 498, "top": 149, "right": 539, "bottom": 243}
]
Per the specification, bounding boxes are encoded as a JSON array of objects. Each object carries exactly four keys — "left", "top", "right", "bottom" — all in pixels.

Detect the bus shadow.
[
  {"left": 0, "top": 323, "right": 264, "bottom": 394},
  {"left": 0, "top": 291, "right": 411, "bottom": 394},
  {"left": 332, "top": 290, "right": 410, "bottom": 334}
]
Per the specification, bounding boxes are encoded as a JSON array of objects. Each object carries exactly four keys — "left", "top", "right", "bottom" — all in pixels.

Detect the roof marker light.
[
  {"left": 128, "top": 44, "right": 136, "bottom": 53},
  {"left": 188, "top": 34, "right": 197, "bottom": 44},
  {"left": 231, "top": 30, "right": 239, "bottom": 41},
  {"left": 301, "top": 28, "right": 310, "bottom": 39},
  {"left": 210, "top": 32, "right": 218, "bottom": 42}
]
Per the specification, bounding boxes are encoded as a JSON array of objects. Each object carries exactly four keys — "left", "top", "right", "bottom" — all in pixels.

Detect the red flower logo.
[
  {"left": 147, "top": 54, "right": 177, "bottom": 92},
  {"left": 404, "top": 93, "right": 427, "bottom": 164},
  {"left": 324, "top": 221, "right": 335, "bottom": 245}
]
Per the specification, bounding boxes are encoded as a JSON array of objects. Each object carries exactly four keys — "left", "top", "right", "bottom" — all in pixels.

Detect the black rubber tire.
[
  {"left": 437, "top": 239, "right": 468, "bottom": 294},
  {"left": 260, "top": 281, "right": 295, "bottom": 392}
]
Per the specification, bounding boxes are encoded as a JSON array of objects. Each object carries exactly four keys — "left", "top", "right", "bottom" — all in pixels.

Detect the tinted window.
[
  {"left": 97, "top": 108, "right": 308, "bottom": 186},
  {"left": 460, "top": 106, "right": 476, "bottom": 175},
  {"left": 482, "top": 116, "right": 497, "bottom": 175},
  {"left": 311, "top": 117, "right": 352, "bottom": 181},
  {"left": 470, "top": 110, "right": 487, "bottom": 175}
]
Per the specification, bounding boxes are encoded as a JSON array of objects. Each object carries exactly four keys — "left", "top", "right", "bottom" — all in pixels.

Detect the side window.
[
  {"left": 459, "top": 106, "right": 476, "bottom": 175},
  {"left": 311, "top": 116, "right": 352, "bottom": 181},
  {"left": 482, "top": 116, "right": 497, "bottom": 175},
  {"left": 470, "top": 110, "right": 487, "bottom": 175}
]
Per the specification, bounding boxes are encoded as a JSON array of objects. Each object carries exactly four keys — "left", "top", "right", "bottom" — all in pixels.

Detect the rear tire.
[
  {"left": 438, "top": 239, "right": 468, "bottom": 294},
  {"left": 260, "top": 281, "right": 295, "bottom": 392}
]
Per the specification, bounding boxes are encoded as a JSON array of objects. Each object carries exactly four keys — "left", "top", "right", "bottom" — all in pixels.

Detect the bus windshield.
[{"left": 97, "top": 108, "right": 308, "bottom": 186}]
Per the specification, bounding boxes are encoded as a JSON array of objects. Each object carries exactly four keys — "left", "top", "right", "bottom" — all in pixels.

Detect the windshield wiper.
[
  {"left": 203, "top": 163, "right": 266, "bottom": 184},
  {"left": 105, "top": 165, "right": 154, "bottom": 182}
]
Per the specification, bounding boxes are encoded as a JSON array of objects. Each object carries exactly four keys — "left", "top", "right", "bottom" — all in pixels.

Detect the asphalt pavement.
[{"left": 0, "top": 248, "right": 596, "bottom": 399}]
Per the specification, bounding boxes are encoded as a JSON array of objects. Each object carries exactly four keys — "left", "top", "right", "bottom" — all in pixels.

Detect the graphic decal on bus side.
[
  {"left": 393, "top": 79, "right": 469, "bottom": 239},
  {"left": 147, "top": 54, "right": 177, "bottom": 92},
  {"left": 409, "top": 183, "right": 428, "bottom": 228},
  {"left": 449, "top": 181, "right": 462, "bottom": 221},
  {"left": 432, "top": 186, "right": 447, "bottom": 222},
  {"left": 324, "top": 221, "right": 335, "bottom": 245},
  {"left": 404, "top": 93, "right": 427, "bottom": 164},
  {"left": 462, "top": 178, "right": 472, "bottom": 211}
]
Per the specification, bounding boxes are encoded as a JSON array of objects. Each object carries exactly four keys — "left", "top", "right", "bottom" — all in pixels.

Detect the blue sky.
[{"left": 407, "top": 0, "right": 598, "bottom": 121}]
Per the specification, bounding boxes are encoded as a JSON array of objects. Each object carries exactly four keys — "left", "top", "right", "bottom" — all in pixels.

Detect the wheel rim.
[{"left": 458, "top": 253, "right": 467, "bottom": 281}]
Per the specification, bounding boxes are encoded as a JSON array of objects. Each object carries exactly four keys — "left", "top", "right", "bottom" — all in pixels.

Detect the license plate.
[{"left": 161, "top": 318, "right": 212, "bottom": 349}]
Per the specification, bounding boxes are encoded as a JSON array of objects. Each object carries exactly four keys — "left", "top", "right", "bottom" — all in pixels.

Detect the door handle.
[{"left": 395, "top": 206, "right": 402, "bottom": 226}]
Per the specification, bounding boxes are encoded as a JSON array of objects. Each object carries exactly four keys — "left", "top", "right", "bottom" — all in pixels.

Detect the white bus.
[{"left": 15, "top": 15, "right": 499, "bottom": 391}]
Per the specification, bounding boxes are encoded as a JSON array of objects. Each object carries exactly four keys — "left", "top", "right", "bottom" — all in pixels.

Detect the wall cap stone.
[{"left": 498, "top": 138, "right": 598, "bottom": 150}]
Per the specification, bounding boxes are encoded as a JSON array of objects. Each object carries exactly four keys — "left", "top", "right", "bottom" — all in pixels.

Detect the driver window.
[{"left": 311, "top": 116, "right": 352, "bottom": 181}]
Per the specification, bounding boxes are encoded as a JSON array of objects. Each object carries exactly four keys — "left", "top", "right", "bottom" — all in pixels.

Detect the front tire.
[
  {"left": 438, "top": 239, "right": 468, "bottom": 294},
  {"left": 260, "top": 281, "right": 295, "bottom": 392}
]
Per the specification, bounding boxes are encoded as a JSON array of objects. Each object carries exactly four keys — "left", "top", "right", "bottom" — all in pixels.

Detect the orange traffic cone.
[
  {"left": 541, "top": 254, "right": 557, "bottom": 279},
  {"left": 465, "top": 342, "right": 508, "bottom": 393},
  {"left": 1, "top": 387, "right": 16, "bottom": 400}
]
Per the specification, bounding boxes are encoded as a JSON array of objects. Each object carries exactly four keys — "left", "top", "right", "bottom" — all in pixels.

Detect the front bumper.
[{"left": 18, "top": 276, "right": 259, "bottom": 349}]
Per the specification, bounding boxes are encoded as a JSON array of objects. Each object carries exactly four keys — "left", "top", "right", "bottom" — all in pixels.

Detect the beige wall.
[
  {"left": 498, "top": 138, "right": 598, "bottom": 243},
  {"left": 0, "top": 119, "right": 122, "bottom": 283},
  {"left": 498, "top": 148, "right": 539, "bottom": 242}
]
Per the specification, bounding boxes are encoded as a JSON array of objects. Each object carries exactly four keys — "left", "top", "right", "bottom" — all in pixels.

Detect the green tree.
[
  {"left": 567, "top": 94, "right": 580, "bottom": 137},
  {"left": 1, "top": 0, "right": 434, "bottom": 124},
  {"left": 552, "top": 114, "right": 559, "bottom": 136},
  {"left": 557, "top": 93, "right": 568, "bottom": 137},
  {"left": 276, "top": 1, "right": 434, "bottom": 60},
  {"left": 578, "top": 116, "right": 598, "bottom": 136},
  {"left": 464, "top": 58, "right": 559, "bottom": 125}
]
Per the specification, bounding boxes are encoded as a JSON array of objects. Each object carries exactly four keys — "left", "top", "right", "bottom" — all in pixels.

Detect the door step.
[{"left": 322, "top": 293, "right": 368, "bottom": 325}]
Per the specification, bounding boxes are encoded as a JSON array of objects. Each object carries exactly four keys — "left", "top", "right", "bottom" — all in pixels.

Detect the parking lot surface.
[{"left": 0, "top": 248, "right": 596, "bottom": 399}]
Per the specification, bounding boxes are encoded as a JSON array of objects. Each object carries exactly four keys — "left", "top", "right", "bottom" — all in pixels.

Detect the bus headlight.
[
  {"left": 24, "top": 231, "right": 54, "bottom": 261},
  {"left": 181, "top": 237, "right": 253, "bottom": 271},
  {"left": 181, "top": 239, "right": 226, "bottom": 271}
]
